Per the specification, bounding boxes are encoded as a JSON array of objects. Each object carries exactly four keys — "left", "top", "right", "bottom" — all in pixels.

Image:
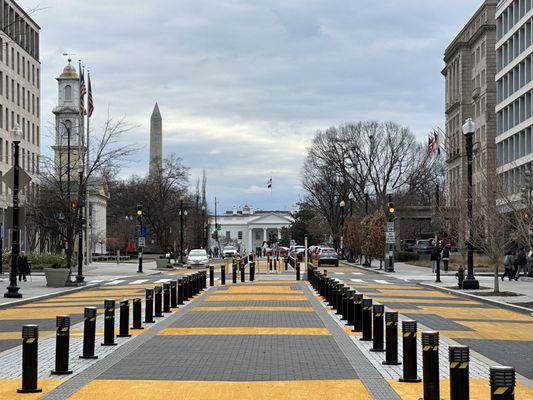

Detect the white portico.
[{"left": 209, "top": 205, "right": 293, "bottom": 254}]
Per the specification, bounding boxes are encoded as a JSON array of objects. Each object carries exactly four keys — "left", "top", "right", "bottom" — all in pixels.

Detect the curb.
[{"left": 420, "top": 282, "right": 533, "bottom": 316}]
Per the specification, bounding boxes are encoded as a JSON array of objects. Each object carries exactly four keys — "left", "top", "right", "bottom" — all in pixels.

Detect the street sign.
[
  {"left": 387, "top": 222, "right": 394, "bottom": 232},
  {"left": 385, "top": 232, "right": 395, "bottom": 244},
  {"left": 140, "top": 226, "right": 147, "bottom": 238},
  {"left": 1, "top": 167, "right": 32, "bottom": 190},
  {"left": 138, "top": 237, "right": 146, "bottom": 247}
]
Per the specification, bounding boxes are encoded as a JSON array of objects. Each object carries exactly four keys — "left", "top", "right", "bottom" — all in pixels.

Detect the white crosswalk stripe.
[
  {"left": 333, "top": 272, "right": 345, "bottom": 275},
  {"left": 374, "top": 279, "right": 391, "bottom": 284},
  {"left": 129, "top": 279, "right": 149, "bottom": 285},
  {"left": 351, "top": 272, "right": 363, "bottom": 275},
  {"left": 105, "top": 280, "right": 126, "bottom": 285},
  {"left": 350, "top": 279, "right": 365, "bottom": 283},
  {"left": 89, "top": 280, "right": 104, "bottom": 283},
  {"left": 154, "top": 278, "right": 172, "bottom": 283}
]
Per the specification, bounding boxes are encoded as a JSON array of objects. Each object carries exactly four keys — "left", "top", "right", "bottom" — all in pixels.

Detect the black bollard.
[
  {"left": 341, "top": 287, "right": 350, "bottom": 321},
  {"left": 490, "top": 366, "right": 515, "bottom": 400},
  {"left": 80, "top": 307, "right": 98, "bottom": 359},
  {"left": 170, "top": 281, "right": 177, "bottom": 308},
  {"left": 370, "top": 304, "right": 385, "bottom": 352},
  {"left": 102, "top": 299, "right": 117, "bottom": 346},
  {"left": 347, "top": 290, "right": 355, "bottom": 326},
  {"left": 274, "top": 258, "right": 277, "bottom": 270},
  {"left": 163, "top": 283, "right": 171, "bottom": 313},
  {"left": 421, "top": 331, "right": 440, "bottom": 400},
  {"left": 353, "top": 293, "right": 363, "bottom": 332},
  {"left": 284, "top": 258, "right": 288, "bottom": 271},
  {"left": 336, "top": 283, "right": 344, "bottom": 315},
  {"left": 449, "top": 346, "right": 469, "bottom": 400},
  {"left": 220, "top": 265, "right": 226, "bottom": 285},
  {"left": 132, "top": 298, "right": 144, "bottom": 330},
  {"left": 250, "top": 262, "right": 255, "bottom": 281},
  {"left": 117, "top": 299, "right": 131, "bottom": 338},
  {"left": 210, "top": 266, "right": 215, "bottom": 286},
  {"left": 400, "top": 320, "right": 421, "bottom": 382},
  {"left": 360, "top": 298, "right": 373, "bottom": 341},
  {"left": 241, "top": 263, "right": 245, "bottom": 282},
  {"left": 383, "top": 311, "right": 401, "bottom": 365},
  {"left": 232, "top": 263, "right": 237, "bottom": 283},
  {"left": 154, "top": 286, "right": 163, "bottom": 317},
  {"left": 144, "top": 288, "right": 154, "bottom": 323},
  {"left": 269, "top": 258, "right": 273, "bottom": 270},
  {"left": 296, "top": 262, "right": 301, "bottom": 280},
  {"left": 185, "top": 275, "right": 191, "bottom": 300},
  {"left": 18, "top": 325, "right": 42, "bottom": 393},
  {"left": 51, "top": 315, "right": 73, "bottom": 375}
]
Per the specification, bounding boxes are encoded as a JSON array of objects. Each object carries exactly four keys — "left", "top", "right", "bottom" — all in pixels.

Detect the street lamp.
[
  {"left": 364, "top": 187, "right": 369, "bottom": 215},
  {"left": 179, "top": 196, "right": 187, "bottom": 264},
  {"left": 339, "top": 200, "right": 346, "bottom": 257},
  {"left": 75, "top": 161, "right": 85, "bottom": 284},
  {"left": 348, "top": 192, "right": 355, "bottom": 216},
  {"left": 462, "top": 118, "right": 480, "bottom": 289},
  {"left": 201, "top": 205, "right": 206, "bottom": 249},
  {"left": 4, "top": 124, "right": 23, "bottom": 298}
]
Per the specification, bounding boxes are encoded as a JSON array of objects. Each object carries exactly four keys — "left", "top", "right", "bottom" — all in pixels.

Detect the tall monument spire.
[{"left": 149, "top": 102, "right": 163, "bottom": 176}]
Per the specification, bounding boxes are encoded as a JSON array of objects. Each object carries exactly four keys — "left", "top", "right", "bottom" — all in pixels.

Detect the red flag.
[{"left": 87, "top": 73, "right": 94, "bottom": 117}]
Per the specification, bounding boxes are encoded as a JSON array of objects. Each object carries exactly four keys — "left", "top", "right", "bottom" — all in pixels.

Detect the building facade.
[
  {"left": 0, "top": 0, "right": 40, "bottom": 250},
  {"left": 495, "top": 0, "right": 533, "bottom": 197},
  {"left": 208, "top": 205, "right": 293, "bottom": 254},
  {"left": 442, "top": 0, "right": 498, "bottom": 208}
]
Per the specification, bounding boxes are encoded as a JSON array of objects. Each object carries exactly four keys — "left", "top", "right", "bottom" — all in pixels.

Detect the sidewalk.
[
  {"left": 0, "top": 261, "right": 159, "bottom": 307},
  {"left": 345, "top": 260, "right": 533, "bottom": 312}
]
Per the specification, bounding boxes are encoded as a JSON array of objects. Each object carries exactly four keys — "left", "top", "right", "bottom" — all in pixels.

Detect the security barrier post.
[
  {"left": 154, "top": 286, "right": 163, "bottom": 317},
  {"left": 18, "top": 325, "right": 41, "bottom": 393},
  {"left": 421, "top": 331, "right": 440, "bottom": 400},
  {"left": 360, "top": 298, "right": 373, "bottom": 341},
  {"left": 370, "top": 304, "right": 385, "bottom": 352},
  {"left": 52, "top": 315, "right": 72, "bottom": 375},
  {"left": 170, "top": 281, "right": 177, "bottom": 308},
  {"left": 102, "top": 299, "right": 117, "bottom": 346},
  {"left": 118, "top": 299, "right": 131, "bottom": 338},
  {"left": 449, "top": 345, "right": 469, "bottom": 400},
  {"left": 347, "top": 290, "right": 355, "bottom": 326},
  {"left": 232, "top": 261, "right": 237, "bottom": 283},
  {"left": 400, "top": 320, "right": 421, "bottom": 382},
  {"left": 144, "top": 288, "right": 154, "bottom": 323},
  {"left": 490, "top": 366, "right": 515, "bottom": 400},
  {"left": 80, "top": 307, "right": 98, "bottom": 359},
  {"left": 241, "top": 262, "right": 245, "bottom": 282},
  {"left": 383, "top": 311, "right": 400, "bottom": 365},
  {"left": 132, "top": 298, "right": 144, "bottom": 330},
  {"left": 163, "top": 283, "right": 171, "bottom": 313},
  {"left": 210, "top": 266, "right": 215, "bottom": 286},
  {"left": 353, "top": 293, "right": 363, "bottom": 332}
]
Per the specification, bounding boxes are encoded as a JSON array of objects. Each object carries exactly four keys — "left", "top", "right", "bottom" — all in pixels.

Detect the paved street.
[{"left": 0, "top": 263, "right": 531, "bottom": 399}]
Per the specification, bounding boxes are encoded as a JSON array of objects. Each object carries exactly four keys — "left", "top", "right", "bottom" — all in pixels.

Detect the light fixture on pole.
[
  {"left": 179, "top": 195, "right": 186, "bottom": 264},
  {"left": 462, "top": 118, "right": 480, "bottom": 290},
  {"left": 348, "top": 192, "right": 355, "bottom": 216},
  {"left": 339, "top": 200, "right": 346, "bottom": 257},
  {"left": 4, "top": 124, "right": 23, "bottom": 298},
  {"left": 201, "top": 205, "right": 206, "bottom": 249}
]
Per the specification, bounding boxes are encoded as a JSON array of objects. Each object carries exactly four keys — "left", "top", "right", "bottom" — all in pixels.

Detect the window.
[
  {"left": 225, "top": 231, "right": 231, "bottom": 240},
  {"left": 238, "top": 231, "right": 243, "bottom": 240},
  {"left": 64, "top": 85, "right": 72, "bottom": 101},
  {"left": 481, "top": 41, "right": 486, "bottom": 59}
]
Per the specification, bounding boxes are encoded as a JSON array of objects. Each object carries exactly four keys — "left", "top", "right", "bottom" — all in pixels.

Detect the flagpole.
[{"left": 85, "top": 71, "right": 91, "bottom": 265}]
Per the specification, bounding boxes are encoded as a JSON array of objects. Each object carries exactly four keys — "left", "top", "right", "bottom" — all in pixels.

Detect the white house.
[{"left": 209, "top": 205, "right": 293, "bottom": 254}]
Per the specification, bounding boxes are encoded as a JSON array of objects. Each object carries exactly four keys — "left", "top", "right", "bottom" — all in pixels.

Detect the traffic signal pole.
[
  {"left": 385, "top": 194, "right": 395, "bottom": 273},
  {"left": 137, "top": 203, "right": 143, "bottom": 274}
]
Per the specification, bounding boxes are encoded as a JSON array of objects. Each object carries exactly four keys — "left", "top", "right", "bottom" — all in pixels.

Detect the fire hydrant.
[{"left": 456, "top": 265, "right": 465, "bottom": 289}]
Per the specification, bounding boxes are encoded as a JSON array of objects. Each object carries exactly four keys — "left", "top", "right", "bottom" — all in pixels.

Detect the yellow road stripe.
[
  {"left": 204, "top": 295, "right": 307, "bottom": 302},
  {"left": 192, "top": 307, "right": 314, "bottom": 312},
  {"left": 224, "top": 287, "right": 302, "bottom": 294},
  {"left": 0, "top": 379, "right": 63, "bottom": 399},
  {"left": 157, "top": 327, "right": 331, "bottom": 336},
  {"left": 69, "top": 379, "right": 372, "bottom": 400}
]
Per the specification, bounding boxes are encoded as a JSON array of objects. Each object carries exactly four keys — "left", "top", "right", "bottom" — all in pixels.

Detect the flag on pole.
[
  {"left": 79, "top": 63, "right": 87, "bottom": 114},
  {"left": 87, "top": 72, "right": 94, "bottom": 117},
  {"left": 267, "top": 177, "right": 272, "bottom": 189},
  {"left": 427, "top": 132, "right": 438, "bottom": 156}
]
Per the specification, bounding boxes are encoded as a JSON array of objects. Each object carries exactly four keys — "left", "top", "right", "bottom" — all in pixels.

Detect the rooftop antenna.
[{"left": 62, "top": 52, "right": 76, "bottom": 64}]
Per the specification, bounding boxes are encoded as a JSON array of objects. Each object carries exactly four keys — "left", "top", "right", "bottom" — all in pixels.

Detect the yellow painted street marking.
[
  {"left": 388, "top": 378, "right": 533, "bottom": 400},
  {"left": 439, "top": 321, "right": 533, "bottom": 341},
  {"left": 69, "top": 379, "right": 372, "bottom": 400},
  {"left": 192, "top": 306, "right": 314, "bottom": 312},
  {"left": 225, "top": 286, "right": 302, "bottom": 294},
  {"left": 0, "top": 379, "right": 62, "bottom": 399},
  {"left": 157, "top": 327, "right": 331, "bottom": 336},
  {"left": 374, "top": 289, "right": 455, "bottom": 298},
  {"left": 204, "top": 295, "right": 307, "bottom": 302},
  {"left": 369, "top": 297, "right": 475, "bottom": 305},
  {"left": 344, "top": 327, "right": 362, "bottom": 337},
  {"left": 0, "top": 308, "right": 85, "bottom": 320},
  {"left": 0, "top": 331, "right": 56, "bottom": 340},
  {"left": 69, "top": 329, "right": 144, "bottom": 337}
]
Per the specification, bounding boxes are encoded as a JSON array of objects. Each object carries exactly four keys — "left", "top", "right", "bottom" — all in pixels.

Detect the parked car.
[
  {"left": 415, "top": 239, "right": 434, "bottom": 254},
  {"left": 401, "top": 239, "right": 416, "bottom": 252},
  {"left": 289, "top": 245, "right": 306, "bottom": 260},
  {"left": 222, "top": 246, "right": 238, "bottom": 258},
  {"left": 187, "top": 249, "right": 209, "bottom": 266},
  {"left": 316, "top": 247, "right": 339, "bottom": 267}
]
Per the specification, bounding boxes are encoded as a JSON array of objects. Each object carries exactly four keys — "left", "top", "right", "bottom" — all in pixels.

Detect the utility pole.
[
  {"left": 385, "top": 194, "right": 395, "bottom": 273},
  {"left": 137, "top": 203, "right": 143, "bottom": 273}
]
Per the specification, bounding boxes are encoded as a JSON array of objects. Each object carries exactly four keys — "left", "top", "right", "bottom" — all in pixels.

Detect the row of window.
[
  {"left": 472, "top": 41, "right": 487, "bottom": 66},
  {"left": 497, "top": 0, "right": 533, "bottom": 40},
  {"left": 472, "top": 69, "right": 487, "bottom": 91},
  {"left": 500, "top": 162, "right": 533, "bottom": 195},
  {"left": 497, "top": 53, "right": 533, "bottom": 103},
  {"left": 496, "top": 88, "right": 533, "bottom": 134},
  {"left": 1, "top": 2, "right": 39, "bottom": 60},
  {"left": 497, "top": 125, "right": 533, "bottom": 165},
  {"left": 0, "top": 105, "right": 39, "bottom": 146},
  {"left": 496, "top": 16, "right": 533, "bottom": 72},
  {"left": 0, "top": 72, "right": 39, "bottom": 116},
  {"left": 225, "top": 231, "right": 243, "bottom": 240},
  {"left": 0, "top": 39, "right": 39, "bottom": 88},
  {"left": 0, "top": 137, "right": 39, "bottom": 173}
]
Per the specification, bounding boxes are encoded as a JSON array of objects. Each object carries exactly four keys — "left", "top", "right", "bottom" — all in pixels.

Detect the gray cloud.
[{"left": 22, "top": 0, "right": 482, "bottom": 212}]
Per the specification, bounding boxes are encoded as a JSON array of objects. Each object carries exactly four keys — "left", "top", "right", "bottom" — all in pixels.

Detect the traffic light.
[
  {"left": 525, "top": 212, "right": 530, "bottom": 221},
  {"left": 388, "top": 202, "right": 395, "bottom": 222},
  {"left": 137, "top": 204, "right": 143, "bottom": 217},
  {"left": 71, "top": 200, "right": 77, "bottom": 210}
]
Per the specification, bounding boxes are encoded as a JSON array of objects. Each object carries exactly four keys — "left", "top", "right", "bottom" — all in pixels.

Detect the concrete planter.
[
  {"left": 156, "top": 259, "right": 171, "bottom": 269},
  {"left": 44, "top": 268, "right": 70, "bottom": 287}
]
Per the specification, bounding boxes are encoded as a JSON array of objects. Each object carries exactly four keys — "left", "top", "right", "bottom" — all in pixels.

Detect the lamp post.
[
  {"left": 462, "top": 118, "right": 480, "bottom": 289},
  {"left": 4, "top": 124, "right": 23, "bottom": 298},
  {"left": 75, "top": 162, "right": 85, "bottom": 284},
  {"left": 340, "top": 200, "right": 346, "bottom": 258},
  {"left": 136, "top": 203, "right": 143, "bottom": 273},
  {"left": 348, "top": 192, "right": 354, "bottom": 216},
  {"left": 179, "top": 196, "right": 187, "bottom": 264},
  {"left": 364, "top": 187, "right": 369, "bottom": 215}
]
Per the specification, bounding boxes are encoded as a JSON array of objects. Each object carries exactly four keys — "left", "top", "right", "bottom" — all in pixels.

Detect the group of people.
[
  {"left": 430, "top": 244, "right": 451, "bottom": 273},
  {"left": 502, "top": 248, "right": 529, "bottom": 281}
]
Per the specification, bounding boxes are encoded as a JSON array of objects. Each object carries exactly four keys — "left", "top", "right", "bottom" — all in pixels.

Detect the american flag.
[
  {"left": 267, "top": 177, "right": 272, "bottom": 189},
  {"left": 87, "top": 72, "right": 94, "bottom": 117},
  {"left": 79, "top": 62, "right": 87, "bottom": 114},
  {"left": 427, "top": 132, "right": 438, "bottom": 156}
]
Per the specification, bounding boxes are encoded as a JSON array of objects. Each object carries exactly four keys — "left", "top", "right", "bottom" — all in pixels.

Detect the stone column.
[
  {"left": 277, "top": 228, "right": 281, "bottom": 242},
  {"left": 248, "top": 228, "right": 253, "bottom": 254},
  {"left": 263, "top": 227, "right": 267, "bottom": 243}
]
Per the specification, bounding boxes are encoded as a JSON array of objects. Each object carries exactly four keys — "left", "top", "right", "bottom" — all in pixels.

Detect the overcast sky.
[{"left": 21, "top": 0, "right": 483, "bottom": 213}]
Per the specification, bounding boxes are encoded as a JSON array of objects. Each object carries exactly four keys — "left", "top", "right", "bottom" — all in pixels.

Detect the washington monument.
[{"left": 149, "top": 103, "right": 163, "bottom": 175}]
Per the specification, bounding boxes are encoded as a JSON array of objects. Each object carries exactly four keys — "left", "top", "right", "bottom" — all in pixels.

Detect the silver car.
[{"left": 187, "top": 249, "right": 209, "bottom": 266}]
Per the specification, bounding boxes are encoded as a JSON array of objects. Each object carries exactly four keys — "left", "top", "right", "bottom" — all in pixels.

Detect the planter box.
[
  {"left": 156, "top": 259, "right": 171, "bottom": 269},
  {"left": 44, "top": 268, "right": 70, "bottom": 287}
]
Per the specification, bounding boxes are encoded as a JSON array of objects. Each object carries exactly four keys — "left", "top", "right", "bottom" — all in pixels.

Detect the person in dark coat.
[{"left": 17, "top": 252, "right": 29, "bottom": 282}]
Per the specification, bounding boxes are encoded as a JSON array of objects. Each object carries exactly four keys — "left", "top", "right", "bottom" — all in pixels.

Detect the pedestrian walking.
[
  {"left": 502, "top": 251, "right": 515, "bottom": 281},
  {"left": 17, "top": 251, "right": 29, "bottom": 282},
  {"left": 515, "top": 248, "right": 527, "bottom": 280},
  {"left": 430, "top": 246, "right": 440, "bottom": 273},
  {"left": 442, "top": 244, "right": 450, "bottom": 272}
]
